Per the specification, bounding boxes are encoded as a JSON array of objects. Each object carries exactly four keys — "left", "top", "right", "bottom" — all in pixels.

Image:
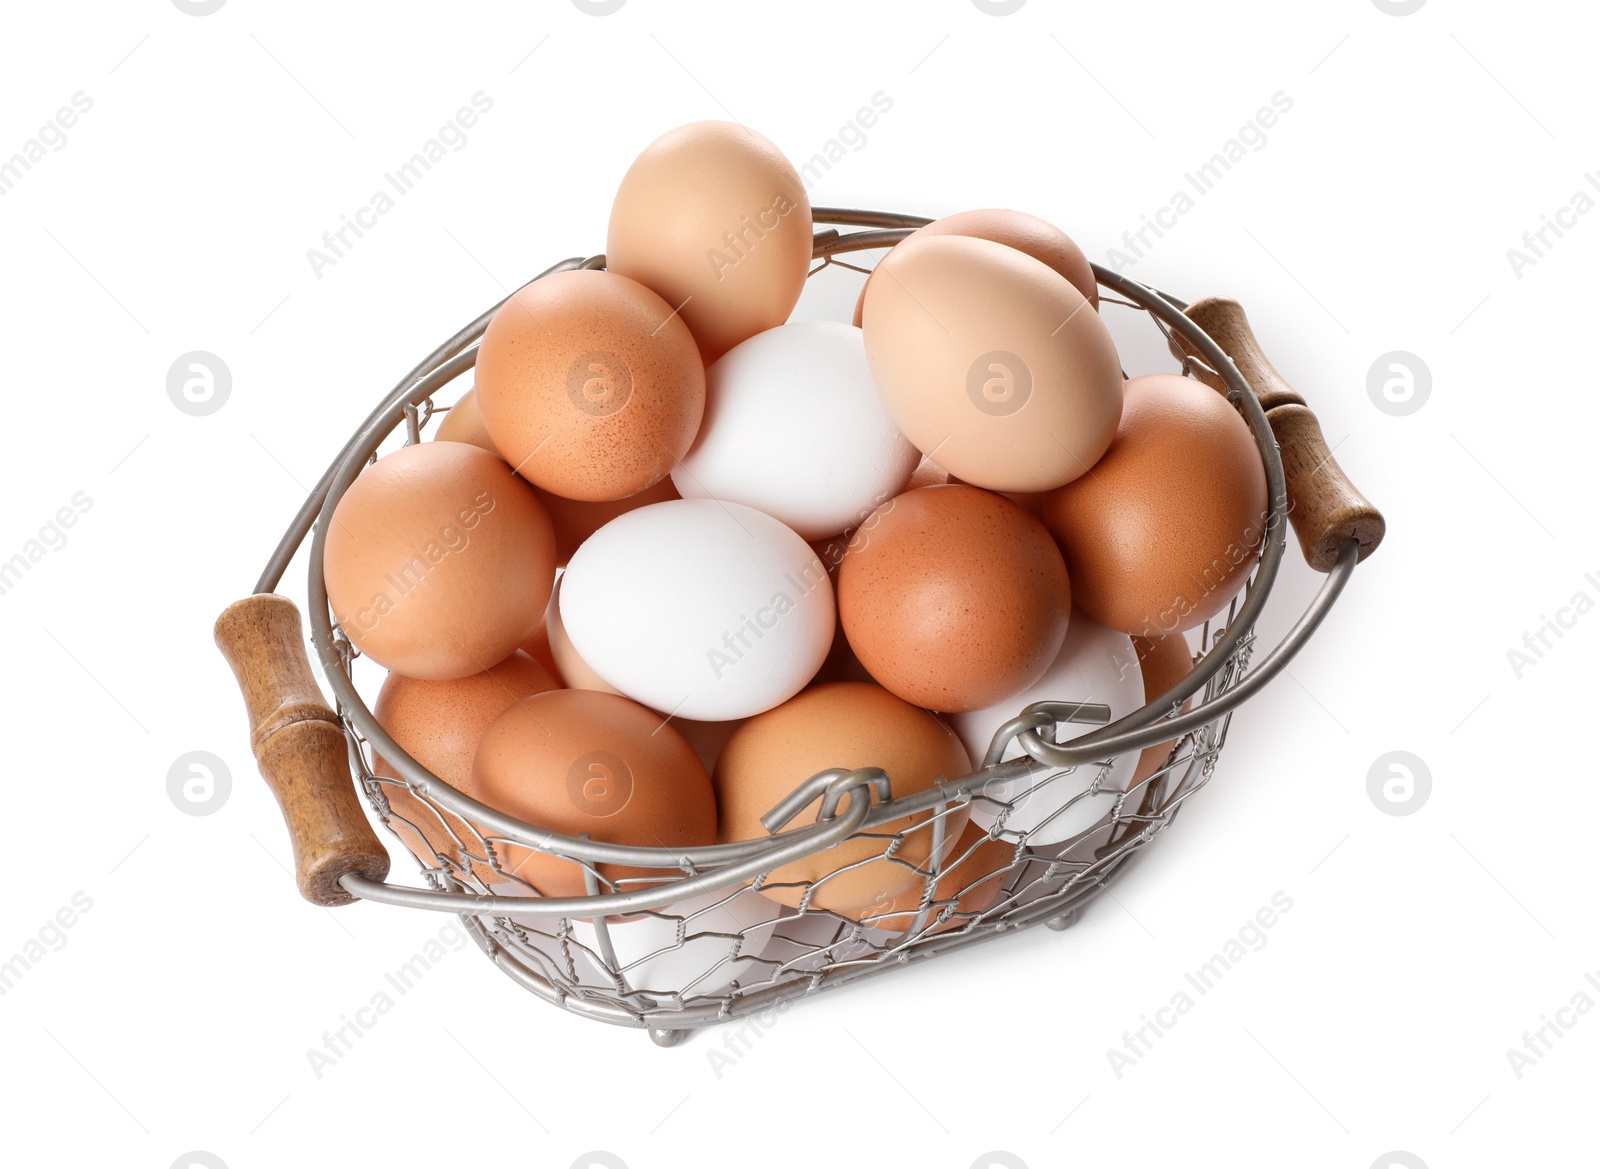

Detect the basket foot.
[
  {"left": 648, "top": 1027, "right": 690, "bottom": 1048},
  {"left": 1046, "top": 909, "right": 1080, "bottom": 932}
]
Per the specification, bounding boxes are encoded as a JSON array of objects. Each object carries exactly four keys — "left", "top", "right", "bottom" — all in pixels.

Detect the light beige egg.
[
  {"left": 861, "top": 234, "right": 1123, "bottom": 493},
  {"left": 607, "top": 121, "right": 813, "bottom": 363}
]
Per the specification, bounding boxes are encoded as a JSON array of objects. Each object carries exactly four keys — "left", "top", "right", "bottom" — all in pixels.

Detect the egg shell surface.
[
  {"left": 471, "top": 689, "right": 717, "bottom": 899},
  {"left": 861, "top": 234, "right": 1123, "bottom": 493},
  {"left": 560, "top": 499, "right": 834, "bottom": 721},
  {"left": 838, "top": 484, "right": 1071, "bottom": 713},
  {"left": 1040, "top": 373, "right": 1269, "bottom": 637},
  {"left": 324, "top": 441, "right": 557, "bottom": 680},
  {"left": 853, "top": 207, "right": 1099, "bottom": 326},
  {"left": 607, "top": 121, "right": 813, "bottom": 363},
  {"left": 672, "top": 321, "right": 920, "bottom": 541},
  {"left": 474, "top": 268, "right": 705, "bottom": 501}
]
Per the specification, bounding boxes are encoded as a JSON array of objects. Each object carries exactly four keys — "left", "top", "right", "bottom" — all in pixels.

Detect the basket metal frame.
[{"left": 249, "top": 206, "right": 1359, "bottom": 1040}]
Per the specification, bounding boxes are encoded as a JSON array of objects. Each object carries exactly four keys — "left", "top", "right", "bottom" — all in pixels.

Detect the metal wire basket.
[{"left": 215, "top": 206, "right": 1385, "bottom": 1047}]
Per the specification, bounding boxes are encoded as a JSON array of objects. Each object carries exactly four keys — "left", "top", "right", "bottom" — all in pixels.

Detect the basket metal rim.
[{"left": 255, "top": 206, "right": 1347, "bottom": 909}]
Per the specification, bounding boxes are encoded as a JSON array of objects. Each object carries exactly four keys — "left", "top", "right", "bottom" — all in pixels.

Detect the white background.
[{"left": 2, "top": 1, "right": 1593, "bottom": 1166}]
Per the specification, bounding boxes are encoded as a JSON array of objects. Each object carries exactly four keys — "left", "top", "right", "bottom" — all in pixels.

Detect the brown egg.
[
  {"left": 1130, "top": 633, "right": 1196, "bottom": 791},
  {"left": 861, "top": 234, "right": 1122, "bottom": 493},
  {"left": 472, "top": 689, "right": 717, "bottom": 899},
  {"left": 862, "top": 821, "right": 1018, "bottom": 931},
  {"left": 519, "top": 618, "right": 560, "bottom": 682},
  {"left": 838, "top": 485, "right": 1071, "bottom": 713},
  {"left": 474, "top": 269, "right": 705, "bottom": 501},
  {"left": 607, "top": 121, "right": 812, "bottom": 363},
  {"left": 534, "top": 476, "right": 679, "bottom": 566},
  {"left": 545, "top": 575, "right": 622, "bottom": 695},
  {"left": 324, "top": 442, "right": 557, "bottom": 680},
  {"left": 433, "top": 386, "right": 497, "bottom": 453},
  {"left": 1040, "top": 374, "right": 1269, "bottom": 637},
  {"left": 371, "top": 651, "right": 559, "bottom": 880},
  {"left": 853, "top": 208, "right": 1099, "bottom": 326},
  {"left": 715, "top": 682, "right": 971, "bottom": 914}
]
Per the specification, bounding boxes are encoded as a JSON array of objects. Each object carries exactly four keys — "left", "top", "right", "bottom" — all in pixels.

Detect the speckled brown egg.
[
  {"left": 472, "top": 689, "right": 717, "bottom": 899},
  {"left": 324, "top": 442, "right": 557, "bottom": 680},
  {"left": 371, "top": 651, "right": 559, "bottom": 880},
  {"left": 837, "top": 485, "right": 1072, "bottom": 713},
  {"left": 607, "top": 121, "right": 812, "bottom": 363},
  {"left": 1040, "top": 374, "right": 1268, "bottom": 637},
  {"left": 1129, "top": 633, "right": 1196, "bottom": 791},
  {"left": 474, "top": 269, "right": 705, "bottom": 501},
  {"left": 433, "top": 386, "right": 497, "bottom": 453},
  {"left": 534, "top": 475, "right": 680, "bottom": 566},
  {"left": 864, "top": 821, "right": 1018, "bottom": 931},
  {"left": 853, "top": 208, "right": 1099, "bottom": 326},
  {"left": 713, "top": 681, "right": 971, "bottom": 915}
]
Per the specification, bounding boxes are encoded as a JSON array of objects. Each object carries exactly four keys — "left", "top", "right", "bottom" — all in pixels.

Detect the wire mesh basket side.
[{"left": 315, "top": 246, "right": 1260, "bottom": 1023}]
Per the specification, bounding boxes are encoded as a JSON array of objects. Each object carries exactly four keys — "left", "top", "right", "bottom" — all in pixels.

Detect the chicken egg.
[
  {"left": 853, "top": 207, "right": 1099, "bottom": 326},
  {"left": 1040, "top": 373, "right": 1268, "bottom": 637},
  {"left": 474, "top": 269, "right": 705, "bottom": 501},
  {"left": 861, "top": 234, "right": 1122, "bottom": 493},
  {"left": 560, "top": 499, "right": 834, "bottom": 721},
  {"left": 607, "top": 121, "right": 813, "bottom": 363},
  {"left": 838, "top": 485, "right": 1071, "bottom": 713},
  {"left": 672, "top": 321, "right": 919, "bottom": 540},
  {"left": 471, "top": 689, "right": 717, "bottom": 899},
  {"left": 433, "top": 386, "right": 496, "bottom": 453},
  {"left": 324, "top": 442, "right": 557, "bottom": 680}
]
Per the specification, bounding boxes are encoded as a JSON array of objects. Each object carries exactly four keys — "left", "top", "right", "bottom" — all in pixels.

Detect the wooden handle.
[
  {"left": 215, "top": 594, "right": 390, "bottom": 906},
  {"left": 1171, "top": 297, "right": 1386, "bottom": 573}
]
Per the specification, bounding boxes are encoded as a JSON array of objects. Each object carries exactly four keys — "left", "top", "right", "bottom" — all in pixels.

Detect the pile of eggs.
[{"left": 323, "top": 121, "right": 1268, "bottom": 995}]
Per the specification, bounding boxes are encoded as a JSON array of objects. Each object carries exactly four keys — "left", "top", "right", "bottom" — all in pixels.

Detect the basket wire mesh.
[{"left": 255, "top": 207, "right": 1358, "bottom": 1043}]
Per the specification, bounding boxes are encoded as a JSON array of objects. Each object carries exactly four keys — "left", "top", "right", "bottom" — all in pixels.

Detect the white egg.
[
  {"left": 572, "top": 888, "right": 786, "bottom": 1001},
  {"left": 561, "top": 499, "right": 834, "bottom": 720},
  {"left": 671, "top": 321, "right": 920, "bottom": 540},
  {"left": 951, "top": 610, "right": 1145, "bottom": 846}
]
